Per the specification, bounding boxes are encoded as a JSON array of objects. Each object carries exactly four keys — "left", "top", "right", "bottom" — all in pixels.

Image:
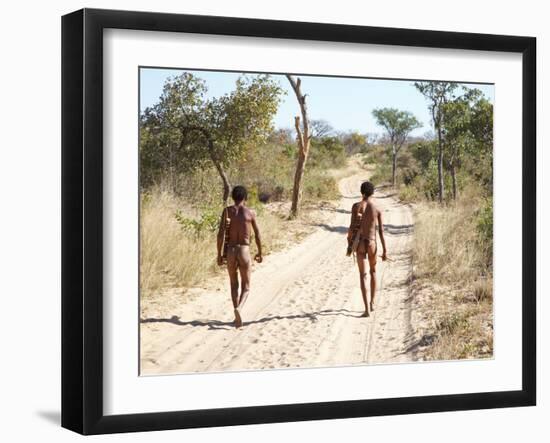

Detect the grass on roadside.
[{"left": 411, "top": 190, "right": 493, "bottom": 361}]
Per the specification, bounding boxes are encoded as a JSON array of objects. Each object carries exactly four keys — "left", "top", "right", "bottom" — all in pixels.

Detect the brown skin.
[
  {"left": 217, "top": 199, "right": 262, "bottom": 328},
  {"left": 347, "top": 195, "right": 387, "bottom": 317}
]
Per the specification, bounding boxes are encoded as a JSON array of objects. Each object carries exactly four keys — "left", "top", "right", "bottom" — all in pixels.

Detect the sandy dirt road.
[{"left": 141, "top": 169, "right": 415, "bottom": 374}]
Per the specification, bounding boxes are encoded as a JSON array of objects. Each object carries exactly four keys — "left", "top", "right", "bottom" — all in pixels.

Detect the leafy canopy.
[
  {"left": 140, "top": 73, "right": 283, "bottom": 187},
  {"left": 414, "top": 81, "right": 459, "bottom": 128},
  {"left": 372, "top": 108, "right": 421, "bottom": 152}
]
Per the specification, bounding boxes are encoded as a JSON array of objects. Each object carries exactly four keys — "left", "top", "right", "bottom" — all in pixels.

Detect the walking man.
[
  {"left": 217, "top": 186, "right": 263, "bottom": 328},
  {"left": 347, "top": 181, "right": 387, "bottom": 317}
]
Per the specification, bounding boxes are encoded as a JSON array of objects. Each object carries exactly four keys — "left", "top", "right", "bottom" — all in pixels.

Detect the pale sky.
[{"left": 140, "top": 67, "right": 494, "bottom": 138}]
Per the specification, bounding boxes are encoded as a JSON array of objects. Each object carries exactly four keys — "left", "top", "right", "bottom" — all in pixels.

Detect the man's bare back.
[
  {"left": 360, "top": 199, "right": 379, "bottom": 244},
  {"left": 225, "top": 205, "right": 255, "bottom": 246}
]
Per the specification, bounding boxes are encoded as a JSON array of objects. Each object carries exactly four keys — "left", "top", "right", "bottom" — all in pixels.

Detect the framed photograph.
[{"left": 62, "top": 8, "right": 536, "bottom": 435}]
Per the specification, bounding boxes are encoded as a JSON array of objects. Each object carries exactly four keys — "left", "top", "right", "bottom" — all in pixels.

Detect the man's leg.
[
  {"left": 356, "top": 249, "right": 370, "bottom": 317},
  {"left": 237, "top": 246, "right": 252, "bottom": 310},
  {"left": 227, "top": 248, "right": 239, "bottom": 309},
  {"left": 367, "top": 243, "right": 377, "bottom": 311}
]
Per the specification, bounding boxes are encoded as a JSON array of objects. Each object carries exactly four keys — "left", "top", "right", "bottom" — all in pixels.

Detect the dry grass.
[
  {"left": 140, "top": 190, "right": 217, "bottom": 298},
  {"left": 413, "top": 200, "right": 486, "bottom": 283},
  {"left": 411, "top": 190, "right": 493, "bottom": 361}
]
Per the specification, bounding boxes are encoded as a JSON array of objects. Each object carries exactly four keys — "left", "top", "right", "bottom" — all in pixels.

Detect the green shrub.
[
  {"left": 304, "top": 173, "right": 339, "bottom": 200},
  {"left": 398, "top": 185, "right": 418, "bottom": 203},
  {"left": 309, "top": 136, "right": 347, "bottom": 169},
  {"left": 476, "top": 197, "right": 493, "bottom": 243},
  {"left": 175, "top": 204, "right": 221, "bottom": 237},
  {"left": 246, "top": 184, "right": 265, "bottom": 215},
  {"left": 476, "top": 197, "right": 493, "bottom": 267}
]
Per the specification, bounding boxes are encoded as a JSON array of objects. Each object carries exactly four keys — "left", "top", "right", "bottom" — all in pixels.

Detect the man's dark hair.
[
  {"left": 360, "top": 181, "right": 375, "bottom": 197},
  {"left": 231, "top": 185, "right": 248, "bottom": 203}
]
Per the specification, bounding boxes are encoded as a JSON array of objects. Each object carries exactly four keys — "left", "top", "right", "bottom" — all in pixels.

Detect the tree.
[
  {"left": 339, "top": 131, "right": 369, "bottom": 155},
  {"left": 414, "top": 81, "right": 458, "bottom": 203},
  {"left": 372, "top": 108, "right": 421, "bottom": 187},
  {"left": 140, "top": 73, "right": 282, "bottom": 204},
  {"left": 441, "top": 97, "right": 471, "bottom": 200},
  {"left": 469, "top": 95, "right": 493, "bottom": 151},
  {"left": 310, "top": 119, "right": 334, "bottom": 139},
  {"left": 442, "top": 88, "right": 494, "bottom": 199},
  {"left": 140, "top": 74, "right": 208, "bottom": 192},
  {"left": 286, "top": 75, "right": 312, "bottom": 218},
  {"left": 469, "top": 95, "right": 494, "bottom": 192}
]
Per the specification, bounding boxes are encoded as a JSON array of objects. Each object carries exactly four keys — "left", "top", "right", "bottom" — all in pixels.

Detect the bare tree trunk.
[
  {"left": 450, "top": 161, "right": 457, "bottom": 201},
  {"left": 391, "top": 146, "right": 397, "bottom": 187},
  {"left": 450, "top": 143, "right": 460, "bottom": 201},
  {"left": 437, "top": 125, "right": 445, "bottom": 204},
  {"left": 183, "top": 125, "right": 232, "bottom": 206},
  {"left": 169, "top": 148, "right": 177, "bottom": 194},
  {"left": 212, "top": 158, "right": 231, "bottom": 206},
  {"left": 287, "top": 75, "right": 311, "bottom": 219},
  {"left": 291, "top": 147, "right": 307, "bottom": 216}
]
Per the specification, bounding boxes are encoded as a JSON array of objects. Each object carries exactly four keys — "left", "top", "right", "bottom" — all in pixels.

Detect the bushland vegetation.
[{"left": 365, "top": 82, "right": 494, "bottom": 359}]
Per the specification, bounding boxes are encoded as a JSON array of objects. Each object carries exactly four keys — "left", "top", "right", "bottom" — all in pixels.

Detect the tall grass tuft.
[
  {"left": 140, "top": 189, "right": 217, "bottom": 298},
  {"left": 413, "top": 185, "right": 492, "bottom": 283}
]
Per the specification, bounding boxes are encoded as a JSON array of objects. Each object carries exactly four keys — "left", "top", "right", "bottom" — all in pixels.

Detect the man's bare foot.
[
  {"left": 361, "top": 310, "right": 370, "bottom": 318},
  {"left": 370, "top": 301, "right": 375, "bottom": 312},
  {"left": 234, "top": 308, "right": 242, "bottom": 328}
]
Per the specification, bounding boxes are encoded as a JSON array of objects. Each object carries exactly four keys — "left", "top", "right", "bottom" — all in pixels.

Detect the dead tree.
[{"left": 286, "top": 75, "right": 311, "bottom": 218}]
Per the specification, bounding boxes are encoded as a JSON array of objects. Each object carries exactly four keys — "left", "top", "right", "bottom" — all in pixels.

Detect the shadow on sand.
[
  {"left": 376, "top": 193, "right": 397, "bottom": 199},
  {"left": 141, "top": 308, "right": 366, "bottom": 330},
  {"left": 325, "top": 207, "right": 351, "bottom": 215},
  {"left": 383, "top": 223, "right": 414, "bottom": 236},
  {"left": 315, "top": 223, "right": 349, "bottom": 234},
  {"left": 315, "top": 222, "right": 414, "bottom": 236}
]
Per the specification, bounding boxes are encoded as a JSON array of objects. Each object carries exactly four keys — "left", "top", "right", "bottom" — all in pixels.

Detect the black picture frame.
[{"left": 61, "top": 8, "right": 536, "bottom": 435}]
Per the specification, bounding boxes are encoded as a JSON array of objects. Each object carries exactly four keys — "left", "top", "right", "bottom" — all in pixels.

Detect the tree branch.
[{"left": 286, "top": 75, "right": 310, "bottom": 142}]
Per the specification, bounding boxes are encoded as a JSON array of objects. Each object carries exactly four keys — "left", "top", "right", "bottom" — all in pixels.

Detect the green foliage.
[
  {"left": 398, "top": 185, "right": 418, "bottom": 203},
  {"left": 140, "top": 74, "right": 208, "bottom": 188},
  {"left": 205, "top": 75, "right": 284, "bottom": 167},
  {"left": 414, "top": 81, "right": 459, "bottom": 128},
  {"left": 411, "top": 139, "right": 437, "bottom": 169},
  {"left": 396, "top": 149, "right": 419, "bottom": 185},
  {"left": 438, "top": 312, "right": 471, "bottom": 335},
  {"left": 140, "top": 73, "right": 284, "bottom": 197},
  {"left": 372, "top": 107, "right": 422, "bottom": 185},
  {"left": 476, "top": 197, "right": 493, "bottom": 265},
  {"left": 283, "top": 143, "right": 297, "bottom": 158},
  {"left": 245, "top": 184, "right": 265, "bottom": 215},
  {"left": 175, "top": 205, "right": 221, "bottom": 237},
  {"left": 440, "top": 87, "right": 494, "bottom": 197},
  {"left": 309, "top": 136, "right": 347, "bottom": 169},
  {"left": 339, "top": 131, "right": 369, "bottom": 155},
  {"left": 303, "top": 173, "right": 339, "bottom": 200},
  {"left": 372, "top": 108, "right": 422, "bottom": 151},
  {"left": 230, "top": 140, "right": 293, "bottom": 202},
  {"left": 398, "top": 86, "right": 493, "bottom": 202},
  {"left": 363, "top": 144, "right": 391, "bottom": 184},
  {"left": 470, "top": 96, "right": 494, "bottom": 149}
]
